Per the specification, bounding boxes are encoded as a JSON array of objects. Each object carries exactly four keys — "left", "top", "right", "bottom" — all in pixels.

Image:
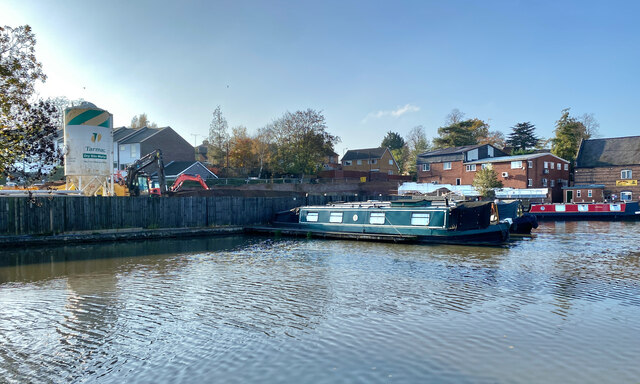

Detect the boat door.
[{"left": 566, "top": 190, "right": 573, "bottom": 203}]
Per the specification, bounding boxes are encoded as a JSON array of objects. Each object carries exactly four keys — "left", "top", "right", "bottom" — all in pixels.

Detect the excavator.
[{"left": 119, "top": 149, "right": 168, "bottom": 196}]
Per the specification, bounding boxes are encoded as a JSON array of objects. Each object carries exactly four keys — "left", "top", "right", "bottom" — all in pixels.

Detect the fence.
[{"left": 0, "top": 194, "right": 384, "bottom": 236}]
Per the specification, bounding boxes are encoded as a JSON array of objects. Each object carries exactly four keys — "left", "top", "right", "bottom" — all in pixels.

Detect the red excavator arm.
[{"left": 170, "top": 174, "right": 210, "bottom": 192}]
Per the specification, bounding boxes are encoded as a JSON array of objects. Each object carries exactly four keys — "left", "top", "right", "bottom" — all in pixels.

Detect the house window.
[
  {"left": 131, "top": 145, "right": 138, "bottom": 157},
  {"left": 466, "top": 164, "right": 476, "bottom": 172},
  {"left": 557, "top": 163, "right": 561, "bottom": 170},
  {"left": 550, "top": 180, "right": 555, "bottom": 187},
  {"left": 422, "top": 164, "right": 430, "bottom": 172},
  {"left": 329, "top": 212, "right": 343, "bottom": 223},
  {"left": 542, "top": 178, "right": 548, "bottom": 187},
  {"left": 369, "top": 212, "right": 385, "bottom": 225},
  {"left": 411, "top": 213, "right": 430, "bottom": 226},
  {"left": 357, "top": 160, "right": 362, "bottom": 165},
  {"left": 544, "top": 162, "right": 549, "bottom": 168},
  {"left": 481, "top": 163, "right": 491, "bottom": 170},
  {"left": 511, "top": 161, "right": 522, "bottom": 169},
  {"left": 564, "top": 163, "right": 569, "bottom": 170},
  {"left": 306, "top": 212, "right": 319, "bottom": 222},
  {"left": 456, "top": 178, "right": 461, "bottom": 185},
  {"left": 388, "top": 159, "right": 393, "bottom": 165},
  {"left": 528, "top": 179, "right": 533, "bottom": 187},
  {"left": 369, "top": 159, "right": 377, "bottom": 165},
  {"left": 488, "top": 146, "right": 494, "bottom": 157},
  {"left": 621, "top": 170, "right": 632, "bottom": 179},
  {"left": 588, "top": 190, "right": 592, "bottom": 197},
  {"left": 576, "top": 190, "right": 581, "bottom": 198},
  {"left": 621, "top": 191, "right": 632, "bottom": 201},
  {"left": 344, "top": 160, "right": 352, "bottom": 166},
  {"left": 443, "top": 162, "right": 452, "bottom": 170},
  {"left": 119, "top": 145, "right": 126, "bottom": 151},
  {"left": 528, "top": 161, "right": 533, "bottom": 168}
]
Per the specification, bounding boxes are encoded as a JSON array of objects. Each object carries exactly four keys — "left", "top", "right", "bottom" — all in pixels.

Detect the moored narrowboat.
[
  {"left": 268, "top": 200, "right": 510, "bottom": 245},
  {"left": 529, "top": 202, "right": 640, "bottom": 220}
]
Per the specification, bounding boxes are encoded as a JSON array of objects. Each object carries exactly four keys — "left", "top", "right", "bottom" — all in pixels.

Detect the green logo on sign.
[{"left": 83, "top": 153, "right": 107, "bottom": 159}]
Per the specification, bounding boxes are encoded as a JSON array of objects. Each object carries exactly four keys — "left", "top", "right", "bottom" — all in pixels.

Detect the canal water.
[{"left": 1, "top": 222, "right": 639, "bottom": 383}]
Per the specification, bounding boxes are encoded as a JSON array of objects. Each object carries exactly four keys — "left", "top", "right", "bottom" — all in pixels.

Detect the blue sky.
[{"left": 3, "top": 0, "right": 639, "bottom": 155}]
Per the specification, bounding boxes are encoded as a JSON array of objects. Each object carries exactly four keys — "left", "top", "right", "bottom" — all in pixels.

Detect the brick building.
[
  {"left": 574, "top": 136, "right": 640, "bottom": 202},
  {"left": 417, "top": 145, "right": 570, "bottom": 202},
  {"left": 341, "top": 147, "right": 400, "bottom": 175},
  {"left": 562, "top": 184, "right": 605, "bottom": 203}
]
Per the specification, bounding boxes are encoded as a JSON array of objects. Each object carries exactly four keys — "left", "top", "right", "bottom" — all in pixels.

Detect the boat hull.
[{"left": 530, "top": 202, "right": 640, "bottom": 221}]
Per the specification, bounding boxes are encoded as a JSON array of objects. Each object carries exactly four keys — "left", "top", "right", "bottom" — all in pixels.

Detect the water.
[{"left": 1, "top": 222, "right": 639, "bottom": 383}]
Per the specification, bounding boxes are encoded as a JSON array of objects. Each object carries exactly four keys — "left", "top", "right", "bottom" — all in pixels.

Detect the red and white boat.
[{"left": 529, "top": 202, "right": 640, "bottom": 220}]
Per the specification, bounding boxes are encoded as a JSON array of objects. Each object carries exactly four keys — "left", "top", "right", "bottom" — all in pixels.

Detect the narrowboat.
[
  {"left": 529, "top": 202, "right": 640, "bottom": 220},
  {"left": 497, "top": 200, "right": 538, "bottom": 235},
  {"left": 267, "top": 200, "right": 511, "bottom": 245}
]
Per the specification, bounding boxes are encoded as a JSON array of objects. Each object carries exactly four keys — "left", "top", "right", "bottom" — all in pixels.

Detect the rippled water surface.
[{"left": 1, "top": 222, "right": 640, "bottom": 383}]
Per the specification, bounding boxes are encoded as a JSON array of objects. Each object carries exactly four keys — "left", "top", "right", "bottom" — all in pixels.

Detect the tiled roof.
[
  {"left": 418, "top": 145, "right": 483, "bottom": 157},
  {"left": 342, "top": 147, "right": 388, "bottom": 162},
  {"left": 576, "top": 136, "right": 640, "bottom": 167}
]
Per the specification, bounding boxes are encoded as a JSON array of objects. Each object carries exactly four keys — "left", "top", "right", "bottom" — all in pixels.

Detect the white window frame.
[
  {"left": 410, "top": 213, "right": 430, "bottom": 226},
  {"left": 621, "top": 169, "right": 632, "bottom": 179},
  {"left": 443, "top": 162, "right": 452, "bottom": 170},
  {"left": 621, "top": 191, "right": 632, "bottom": 201},
  {"left": 306, "top": 212, "right": 319, "bottom": 222},
  {"left": 550, "top": 180, "right": 555, "bottom": 187},
  {"left": 542, "top": 178, "right": 548, "bottom": 187},
  {"left": 388, "top": 159, "right": 393, "bottom": 165},
  {"left": 329, "top": 212, "right": 343, "bottom": 223},
  {"left": 564, "top": 163, "right": 569, "bottom": 171},
  {"left": 369, "top": 212, "right": 385, "bottom": 225},
  {"left": 344, "top": 160, "right": 352, "bottom": 166},
  {"left": 511, "top": 161, "right": 522, "bottom": 169},
  {"left": 588, "top": 190, "right": 592, "bottom": 197},
  {"left": 557, "top": 163, "right": 561, "bottom": 170},
  {"left": 357, "top": 160, "right": 362, "bottom": 165},
  {"left": 456, "top": 178, "right": 461, "bottom": 185},
  {"left": 481, "top": 163, "right": 491, "bottom": 170},
  {"left": 528, "top": 161, "right": 533, "bottom": 168},
  {"left": 369, "top": 159, "right": 377, "bottom": 165},
  {"left": 466, "top": 164, "right": 476, "bottom": 172},
  {"left": 528, "top": 179, "right": 533, "bottom": 187},
  {"left": 576, "top": 190, "right": 581, "bottom": 198},
  {"left": 422, "top": 164, "right": 430, "bottom": 172}
]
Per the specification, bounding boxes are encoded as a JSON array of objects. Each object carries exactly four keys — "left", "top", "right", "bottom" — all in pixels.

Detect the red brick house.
[
  {"left": 417, "top": 145, "right": 570, "bottom": 202},
  {"left": 574, "top": 136, "right": 640, "bottom": 202}
]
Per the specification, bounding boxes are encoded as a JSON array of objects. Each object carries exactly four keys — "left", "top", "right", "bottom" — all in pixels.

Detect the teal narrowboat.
[{"left": 272, "top": 200, "right": 510, "bottom": 245}]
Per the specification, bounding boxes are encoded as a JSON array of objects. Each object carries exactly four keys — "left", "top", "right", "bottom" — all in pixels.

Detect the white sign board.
[{"left": 64, "top": 125, "right": 113, "bottom": 176}]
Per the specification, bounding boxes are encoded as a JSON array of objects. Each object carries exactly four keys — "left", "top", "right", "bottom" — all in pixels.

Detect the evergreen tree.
[
  {"left": 381, "top": 131, "right": 405, "bottom": 150},
  {"left": 433, "top": 119, "right": 489, "bottom": 148},
  {"left": 472, "top": 167, "right": 503, "bottom": 199},
  {"left": 207, "top": 105, "right": 229, "bottom": 168},
  {"left": 506, "top": 122, "right": 539, "bottom": 152}
]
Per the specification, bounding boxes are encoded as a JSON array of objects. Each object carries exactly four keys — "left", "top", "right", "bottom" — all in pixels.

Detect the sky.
[{"left": 3, "top": 0, "right": 640, "bottom": 156}]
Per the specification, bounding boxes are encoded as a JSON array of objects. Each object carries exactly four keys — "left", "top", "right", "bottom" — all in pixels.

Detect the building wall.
[
  {"left": 417, "top": 154, "right": 570, "bottom": 202},
  {"left": 564, "top": 188, "right": 605, "bottom": 203},
  {"left": 342, "top": 150, "right": 398, "bottom": 174},
  {"left": 574, "top": 165, "right": 640, "bottom": 200}
]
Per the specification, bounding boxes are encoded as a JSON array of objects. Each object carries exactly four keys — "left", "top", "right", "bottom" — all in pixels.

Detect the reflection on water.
[{"left": 1, "top": 223, "right": 639, "bottom": 383}]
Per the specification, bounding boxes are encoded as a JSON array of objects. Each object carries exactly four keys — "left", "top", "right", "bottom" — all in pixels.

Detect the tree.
[
  {"left": 479, "top": 130, "right": 506, "bottom": 149},
  {"left": 228, "top": 125, "right": 255, "bottom": 176},
  {"left": 252, "top": 127, "right": 274, "bottom": 179},
  {"left": 131, "top": 113, "right": 157, "bottom": 128},
  {"left": 45, "top": 96, "right": 85, "bottom": 128},
  {"left": 551, "top": 108, "right": 589, "bottom": 164},
  {"left": 207, "top": 105, "right": 229, "bottom": 168},
  {"left": 433, "top": 118, "right": 489, "bottom": 148},
  {"left": 506, "top": 122, "right": 539, "bottom": 152},
  {"left": 405, "top": 125, "right": 430, "bottom": 176},
  {"left": 381, "top": 131, "right": 405, "bottom": 151},
  {"left": 472, "top": 167, "right": 503, "bottom": 199},
  {"left": 265, "top": 109, "right": 340, "bottom": 177},
  {"left": 578, "top": 113, "right": 600, "bottom": 139},
  {"left": 0, "top": 25, "right": 62, "bottom": 181},
  {"left": 445, "top": 108, "right": 465, "bottom": 125}
]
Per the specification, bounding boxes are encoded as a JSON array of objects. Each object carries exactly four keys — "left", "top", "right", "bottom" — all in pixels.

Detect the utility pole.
[{"left": 190, "top": 133, "right": 201, "bottom": 148}]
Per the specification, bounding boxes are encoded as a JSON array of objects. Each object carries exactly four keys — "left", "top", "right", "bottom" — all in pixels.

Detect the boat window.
[
  {"left": 555, "top": 205, "right": 566, "bottom": 212},
  {"left": 369, "top": 212, "right": 385, "bottom": 225},
  {"left": 410, "top": 213, "right": 430, "bottom": 226},
  {"left": 306, "top": 212, "right": 319, "bottom": 222},
  {"left": 621, "top": 191, "right": 632, "bottom": 201},
  {"left": 578, "top": 204, "right": 589, "bottom": 212},
  {"left": 329, "top": 212, "right": 343, "bottom": 223},
  {"left": 610, "top": 204, "right": 622, "bottom": 211}
]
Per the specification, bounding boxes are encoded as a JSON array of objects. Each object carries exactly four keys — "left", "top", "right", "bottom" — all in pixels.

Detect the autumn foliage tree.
[
  {"left": 433, "top": 118, "right": 490, "bottom": 148},
  {"left": 472, "top": 167, "right": 503, "bottom": 199},
  {"left": 0, "top": 25, "right": 61, "bottom": 181},
  {"left": 265, "top": 109, "right": 339, "bottom": 177},
  {"left": 551, "top": 108, "right": 590, "bottom": 164}
]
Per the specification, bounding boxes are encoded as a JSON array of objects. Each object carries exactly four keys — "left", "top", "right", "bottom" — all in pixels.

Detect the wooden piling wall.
[{"left": 0, "top": 195, "right": 379, "bottom": 236}]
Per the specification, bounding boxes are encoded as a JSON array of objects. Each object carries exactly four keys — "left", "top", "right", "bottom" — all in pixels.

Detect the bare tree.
[
  {"left": 445, "top": 108, "right": 465, "bottom": 125},
  {"left": 578, "top": 113, "right": 600, "bottom": 139}
]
